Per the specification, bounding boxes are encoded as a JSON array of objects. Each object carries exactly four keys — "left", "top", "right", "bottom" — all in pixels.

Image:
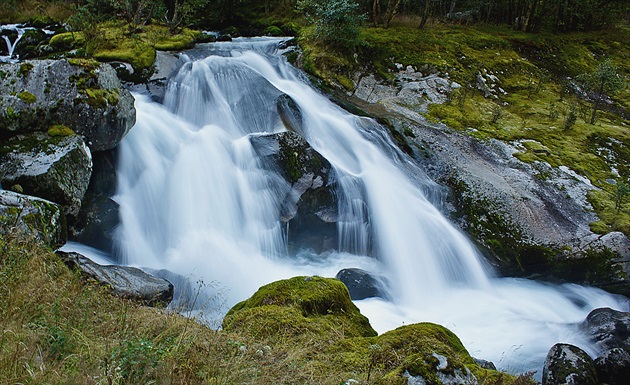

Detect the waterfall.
[
  {"left": 114, "top": 37, "right": 628, "bottom": 374},
  {"left": 0, "top": 24, "right": 31, "bottom": 63}
]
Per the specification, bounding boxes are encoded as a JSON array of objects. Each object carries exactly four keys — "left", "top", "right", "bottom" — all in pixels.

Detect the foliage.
[
  {"left": 576, "top": 59, "right": 626, "bottom": 124},
  {"left": 298, "top": 0, "right": 366, "bottom": 48}
]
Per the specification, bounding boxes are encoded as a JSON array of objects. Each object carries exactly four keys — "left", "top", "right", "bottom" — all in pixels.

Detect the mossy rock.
[{"left": 223, "top": 276, "right": 377, "bottom": 339}]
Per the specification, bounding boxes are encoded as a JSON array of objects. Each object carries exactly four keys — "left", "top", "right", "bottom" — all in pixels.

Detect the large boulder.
[
  {"left": 57, "top": 251, "right": 173, "bottom": 306},
  {"left": 223, "top": 276, "right": 376, "bottom": 339},
  {"left": 0, "top": 131, "right": 92, "bottom": 217},
  {"left": 580, "top": 307, "right": 630, "bottom": 352},
  {"left": 0, "top": 59, "right": 135, "bottom": 152},
  {"left": 542, "top": 343, "right": 598, "bottom": 385},
  {"left": 0, "top": 190, "right": 66, "bottom": 248},
  {"left": 250, "top": 130, "right": 338, "bottom": 252},
  {"left": 594, "top": 347, "right": 630, "bottom": 385}
]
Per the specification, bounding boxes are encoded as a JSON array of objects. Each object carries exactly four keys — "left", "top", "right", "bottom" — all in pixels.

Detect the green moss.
[
  {"left": 264, "top": 25, "right": 284, "bottom": 36},
  {"left": 17, "top": 91, "right": 37, "bottom": 104},
  {"left": 224, "top": 276, "right": 376, "bottom": 339},
  {"left": 589, "top": 220, "right": 610, "bottom": 234},
  {"left": 47, "top": 125, "right": 74, "bottom": 137},
  {"left": 49, "top": 32, "right": 85, "bottom": 49},
  {"left": 83, "top": 88, "right": 119, "bottom": 108},
  {"left": 19, "top": 63, "right": 34, "bottom": 77}
]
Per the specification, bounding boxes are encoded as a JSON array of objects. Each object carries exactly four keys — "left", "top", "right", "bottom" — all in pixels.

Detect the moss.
[
  {"left": 83, "top": 88, "right": 119, "bottom": 108},
  {"left": 47, "top": 125, "right": 74, "bottom": 137},
  {"left": 224, "top": 276, "right": 376, "bottom": 339},
  {"left": 17, "top": 91, "right": 37, "bottom": 104},
  {"left": 18, "top": 63, "right": 34, "bottom": 77},
  {"left": 49, "top": 32, "right": 85, "bottom": 49},
  {"left": 589, "top": 220, "right": 610, "bottom": 234},
  {"left": 264, "top": 25, "right": 284, "bottom": 36}
]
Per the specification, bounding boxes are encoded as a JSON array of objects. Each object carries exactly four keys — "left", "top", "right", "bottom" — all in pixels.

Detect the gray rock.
[
  {"left": 542, "top": 343, "right": 598, "bottom": 385},
  {"left": 0, "top": 190, "right": 66, "bottom": 248},
  {"left": 580, "top": 307, "right": 630, "bottom": 352},
  {"left": 0, "top": 59, "right": 135, "bottom": 152},
  {"left": 473, "top": 358, "right": 497, "bottom": 371},
  {"left": 58, "top": 251, "right": 174, "bottom": 306},
  {"left": 0, "top": 132, "right": 92, "bottom": 217},
  {"left": 403, "top": 353, "right": 478, "bottom": 385},
  {"left": 336, "top": 268, "right": 387, "bottom": 300},
  {"left": 594, "top": 348, "right": 630, "bottom": 385}
]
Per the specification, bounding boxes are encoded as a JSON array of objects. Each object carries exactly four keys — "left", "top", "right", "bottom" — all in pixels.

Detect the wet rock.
[
  {"left": 69, "top": 150, "right": 119, "bottom": 253},
  {"left": 58, "top": 251, "right": 174, "bottom": 306},
  {"left": 335, "top": 268, "right": 386, "bottom": 300},
  {"left": 580, "top": 307, "right": 630, "bottom": 352},
  {"left": 594, "top": 347, "right": 630, "bottom": 385},
  {"left": 0, "top": 59, "right": 135, "bottom": 152},
  {"left": 0, "top": 190, "right": 66, "bottom": 248},
  {"left": 277, "top": 94, "right": 304, "bottom": 135},
  {"left": 542, "top": 343, "right": 598, "bottom": 385},
  {"left": 0, "top": 132, "right": 92, "bottom": 217},
  {"left": 250, "top": 130, "right": 338, "bottom": 252}
]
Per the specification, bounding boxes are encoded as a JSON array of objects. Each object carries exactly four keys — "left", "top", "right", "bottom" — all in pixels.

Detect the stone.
[
  {"left": 594, "top": 348, "right": 630, "bottom": 385},
  {"left": 335, "top": 268, "right": 387, "bottom": 300},
  {"left": 250, "top": 130, "right": 338, "bottom": 252},
  {"left": 542, "top": 343, "right": 598, "bottom": 385},
  {"left": 0, "top": 132, "right": 92, "bottom": 217},
  {"left": 0, "top": 59, "right": 136, "bottom": 152},
  {"left": 0, "top": 190, "right": 66, "bottom": 248},
  {"left": 69, "top": 150, "right": 119, "bottom": 253},
  {"left": 57, "top": 251, "right": 174, "bottom": 306},
  {"left": 580, "top": 307, "right": 630, "bottom": 352}
]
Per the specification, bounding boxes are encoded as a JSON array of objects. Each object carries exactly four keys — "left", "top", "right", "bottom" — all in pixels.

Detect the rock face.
[
  {"left": 335, "top": 268, "right": 387, "bottom": 300},
  {"left": 58, "top": 251, "right": 173, "bottom": 306},
  {"left": 343, "top": 66, "right": 630, "bottom": 293},
  {"left": 250, "top": 130, "right": 338, "bottom": 252},
  {"left": 542, "top": 343, "right": 598, "bottom": 385},
  {"left": 0, "top": 132, "right": 92, "bottom": 217},
  {"left": 0, "top": 59, "right": 135, "bottom": 152},
  {"left": 0, "top": 190, "right": 66, "bottom": 248},
  {"left": 594, "top": 348, "right": 630, "bottom": 385}
]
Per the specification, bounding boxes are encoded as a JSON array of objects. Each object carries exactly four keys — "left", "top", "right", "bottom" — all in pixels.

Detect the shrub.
[{"left": 297, "top": 0, "right": 365, "bottom": 48}]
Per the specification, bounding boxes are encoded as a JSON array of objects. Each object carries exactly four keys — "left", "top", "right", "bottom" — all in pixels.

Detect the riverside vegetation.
[{"left": 1, "top": 0, "right": 629, "bottom": 383}]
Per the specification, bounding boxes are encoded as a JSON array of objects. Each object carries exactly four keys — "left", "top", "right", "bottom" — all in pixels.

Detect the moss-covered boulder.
[
  {"left": 542, "top": 343, "right": 598, "bottom": 385},
  {"left": 0, "top": 190, "right": 66, "bottom": 248},
  {"left": 0, "top": 59, "right": 135, "bottom": 152},
  {"left": 223, "top": 276, "right": 376, "bottom": 340},
  {"left": 0, "top": 132, "right": 92, "bottom": 218}
]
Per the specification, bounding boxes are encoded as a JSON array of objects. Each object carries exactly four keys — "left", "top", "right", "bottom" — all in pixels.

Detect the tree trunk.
[{"left": 383, "top": 0, "right": 402, "bottom": 28}]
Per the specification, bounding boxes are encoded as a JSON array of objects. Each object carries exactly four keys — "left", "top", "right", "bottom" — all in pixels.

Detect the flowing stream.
[{"left": 114, "top": 37, "right": 628, "bottom": 374}]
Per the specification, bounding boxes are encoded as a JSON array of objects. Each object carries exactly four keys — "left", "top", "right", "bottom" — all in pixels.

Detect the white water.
[
  {"left": 114, "top": 37, "right": 628, "bottom": 374},
  {"left": 0, "top": 24, "right": 31, "bottom": 63}
]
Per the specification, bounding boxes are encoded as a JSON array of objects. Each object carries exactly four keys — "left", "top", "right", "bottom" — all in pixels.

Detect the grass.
[
  {"left": 0, "top": 0, "right": 74, "bottom": 24},
  {"left": 0, "top": 232, "right": 530, "bottom": 384}
]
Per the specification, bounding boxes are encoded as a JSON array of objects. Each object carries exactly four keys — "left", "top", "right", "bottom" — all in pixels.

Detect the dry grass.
[{"left": 0, "top": 0, "right": 75, "bottom": 24}]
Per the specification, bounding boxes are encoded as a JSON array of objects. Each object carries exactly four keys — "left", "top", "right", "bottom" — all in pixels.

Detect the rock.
[
  {"left": 0, "top": 132, "right": 92, "bottom": 217},
  {"left": 580, "top": 307, "right": 630, "bottom": 352},
  {"left": 223, "top": 276, "right": 376, "bottom": 339},
  {"left": 542, "top": 343, "right": 598, "bottom": 385},
  {"left": 14, "top": 28, "right": 50, "bottom": 59},
  {"left": 594, "top": 348, "right": 630, "bottom": 385},
  {"left": 0, "top": 59, "right": 136, "bottom": 152},
  {"left": 0, "top": 190, "right": 66, "bottom": 248},
  {"left": 277, "top": 94, "right": 304, "bottom": 135},
  {"left": 57, "top": 251, "right": 174, "bottom": 306},
  {"left": 377, "top": 323, "right": 481, "bottom": 385},
  {"left": 250, "top": 131, "right": 338, "bottom": 252},
  {"left": 69, "top": 150, "right": 119, "bottom": 253},
  {"left": 335, "top": 268, "right": 387, "bottom": 300},
  {"left": 473, "top": 358, "right": 497, "bottom": 371}
]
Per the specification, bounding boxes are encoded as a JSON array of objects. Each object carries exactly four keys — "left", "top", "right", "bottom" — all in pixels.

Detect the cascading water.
[
  {"left": 114, "top": 37, "right": 628, "bottom": 374},
  {"left": 0, "top": 24, "right": 31, "bottom": 63}
]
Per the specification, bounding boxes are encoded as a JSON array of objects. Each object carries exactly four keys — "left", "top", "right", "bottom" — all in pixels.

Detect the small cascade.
[
  {"left": 0, "top": 24, "right": 31, "bottom": 62},
  {"left": 114, "top": 37, "right": 629, "bottom": 375}
]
